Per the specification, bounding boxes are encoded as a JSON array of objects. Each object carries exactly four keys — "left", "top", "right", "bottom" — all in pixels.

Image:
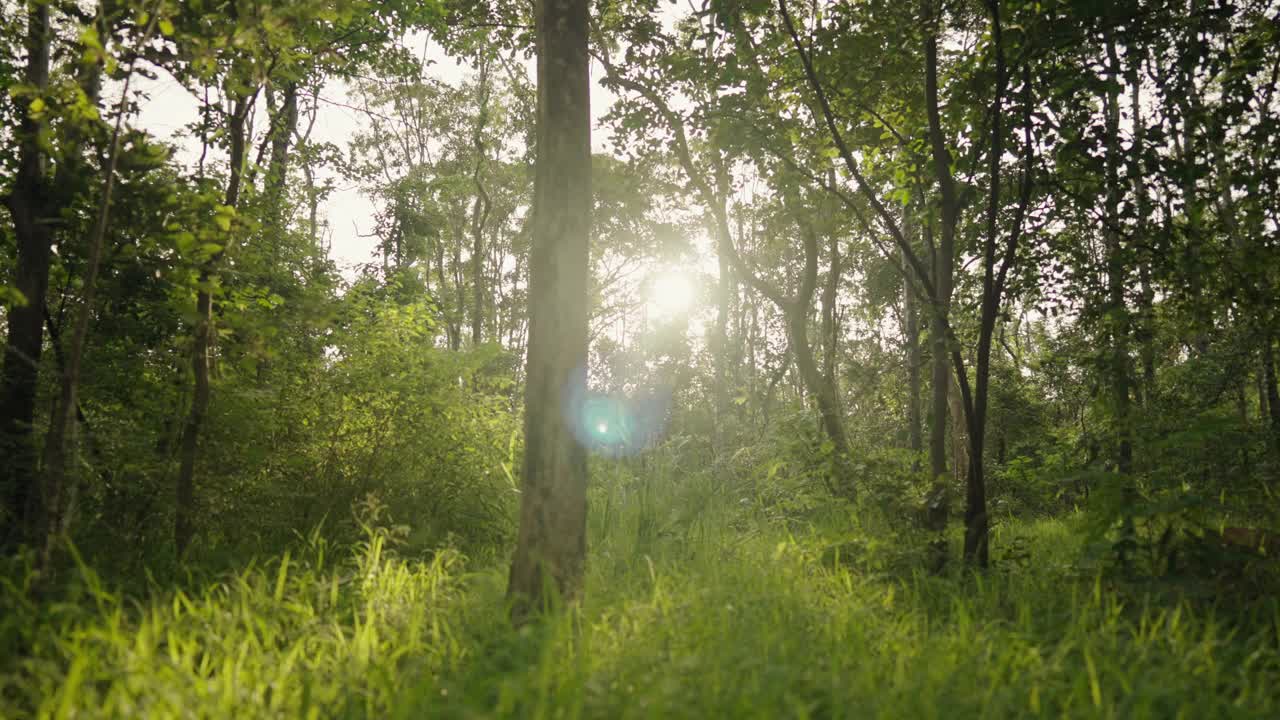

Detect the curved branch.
[{"left": 594, "top": 43, "right": 791, "bottom": 309}]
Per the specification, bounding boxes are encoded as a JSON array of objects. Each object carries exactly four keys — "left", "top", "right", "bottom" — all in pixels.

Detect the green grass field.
[{"left": 3, "top": 473, "right": 1278, "bottom": 719}]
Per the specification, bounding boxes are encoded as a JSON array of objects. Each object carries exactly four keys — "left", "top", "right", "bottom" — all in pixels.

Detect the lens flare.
[
  {"left": 566, "top": 370, "right": 674, "bottom": 456},
  {"left": 647, "top": 271, "right": 696, "bottom": 317}
]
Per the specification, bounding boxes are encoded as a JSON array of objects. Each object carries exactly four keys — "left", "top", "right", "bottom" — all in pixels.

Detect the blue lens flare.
[{"left": 563, "top": 366, "right": 672, "bottom": 455}]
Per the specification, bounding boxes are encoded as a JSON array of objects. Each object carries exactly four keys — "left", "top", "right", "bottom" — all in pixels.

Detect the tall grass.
[{"left": 2, "top": 470, "right": 1277, "bottom": 718}]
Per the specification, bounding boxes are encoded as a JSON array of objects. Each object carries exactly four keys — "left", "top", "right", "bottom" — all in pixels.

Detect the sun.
[{"left": 647, "top": 270, "right": 696, "bottom": 317}]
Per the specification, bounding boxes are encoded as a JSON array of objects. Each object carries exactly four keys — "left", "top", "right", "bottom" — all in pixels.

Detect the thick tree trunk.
[
  {"left": 508, "top": 0, "right": 591, "bottom": 620},
  {"left": 175, "top": 97, "right": 249, "bottom": 558},
  {"left": 1, "top": 3, "right": 53, "bottom": 551}
]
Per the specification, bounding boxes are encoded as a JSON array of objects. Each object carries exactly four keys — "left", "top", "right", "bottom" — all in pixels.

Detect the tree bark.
[
  {"left": 821, "top": 232, "right": 842, "bottom": 428},
  {"left": 264, "top": 81, "right": 299, "bottom": 232},
  {"left": 175, "top": 96, "right": 249, "bottom": 558},
  {"left": 1104, "top": 34, "right": 1133, "bottom": 477},
  {"left": 791, "top": 307, "right": 850, "bottom": 479},
  {"left": 923, "top": 10, "right": 956, "bottom": 538},
  {"left": 903, "top": 239, "right": 923, "bottom": 461},
  {"left": 1129, "top": 62, "right": 1156, "bottom": 407},
  {"left": 39, "top": 5, "right": 134, "bottom": 563},
  {"left": 0, "top": 3, "right": 54, "bottom": 546},
  {"left": 789, "top": 225, "right": 851, "bottom": 491},
  {"left": 1, "top": 3, "right": 53, "bottom": 551},
  {"left": 1259, "top": 357, "right": 1270, "bottom": 425},
  {"left": 470, "top": 55, "right": 492, "bottom": 345},
  {"left": 950, "top": 372, "right": 968, "bottom": 487},
  {"left": 508, "top": 0, "right": 591, "bottom": 621},
  {"left": 1264, "top": 336, "right": 1280, "bottom": 455},
  {"left": 451, "top": 216, "right": 464, "bottom": 350},
  {"left": 712, "top": 212, "right": 733, "bottom": 455},
  {"left": 960, "top": 1, "right": 1021, "bottom": 567}
]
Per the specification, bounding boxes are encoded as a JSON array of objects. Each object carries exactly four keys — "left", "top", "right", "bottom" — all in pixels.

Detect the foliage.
[
  {"left": 3, "top": 481, "right": 1279, "bottom": 718},
  {"left": 2, "top": 0, "right": 1280, "bottom": 715}
]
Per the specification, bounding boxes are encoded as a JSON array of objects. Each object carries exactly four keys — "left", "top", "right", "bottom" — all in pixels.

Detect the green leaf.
[
  {"left": 174, "top": 231, "right": 196, "bottom": 254},
  {"left": 80, "top": 26, "right": 102, "bottom": 50},
  {"left": 0, "top": 286, "right": 30, "bottom": 308}
]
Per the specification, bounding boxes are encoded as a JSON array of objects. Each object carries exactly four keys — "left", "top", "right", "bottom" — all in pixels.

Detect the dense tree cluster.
[{"left": 1, "top": 0, "right": 1277, "bottom": 632}]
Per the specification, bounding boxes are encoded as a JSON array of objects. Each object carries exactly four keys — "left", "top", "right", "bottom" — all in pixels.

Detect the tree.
[
  {"left": 594, "top": 20, "right": 855, "bottom": 490},
  {"left": 0, "top": 1, "right": 52, "bottom": 550},
  {"left": 507, "top": 0, "right": 592, "bottom": 618}
]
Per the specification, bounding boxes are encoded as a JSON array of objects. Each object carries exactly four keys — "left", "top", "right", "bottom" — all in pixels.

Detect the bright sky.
[{"left": 133, "top": 36, "right": 621, "bottom": 276}]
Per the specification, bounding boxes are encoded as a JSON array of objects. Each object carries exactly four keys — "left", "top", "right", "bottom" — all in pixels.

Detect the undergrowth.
[{"left": 1, "top": 473, "right": 1278, "bottom": 719}]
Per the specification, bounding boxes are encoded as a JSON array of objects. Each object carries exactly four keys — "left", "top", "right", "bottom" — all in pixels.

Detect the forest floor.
[{"left": 2, "top": 474, "right": 1279, "bottom": 719}]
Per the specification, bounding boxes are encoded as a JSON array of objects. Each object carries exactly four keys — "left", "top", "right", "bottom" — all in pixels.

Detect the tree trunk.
[
  {"left": 708, "top": 161, "right": 739, "bottom": 454},
  {"left": 747, "top": 292, "right": 760, "bottom": 428},
  {"left": 1104, "top": 35, "right": 1133, "bottom": 477},
  {"left": 264, "top": 81, "right": 298, "bottom": 226},
  {"left": 1264, "top": 336, "right": 1280, "bottom": 455},
  {"left": 470, "top": 55, "right": 492, "bottom": 345},
  {"left": 789, "top": 225, "right": 852, "bottom": 494},
  {"left": 924, "top": 14, "right": 957, "bottom": 538},
  {"left": 903, "top": 246, "right": 923, "bottom": 462},
  {"left": 1102, "top": 33, "right": 1137, "bottom": 569},
  {"left": 713, "top": 215, "right": 732, "bottom": 454},
  {"left": 960, "top": 2, "right": 1022, "bottom": 568},
  {"left": 1179, "top": 0, "right": 1211, "bottom": 354},
  {"left": 39, "top": 7, "right": 120, "bottom": 563},
  {"left": 1258, "top": 357, "right": 1269, "bottom": 425},
  {"left": 175, "top": 96, "right": 249, "bottom": 558},
  {"left": 950, "top": 372, "right": 968, "bottom": 488},
  {"left": 789, "top": 309, "right": 852, "bottom": 484},
  {"left": 821, "top": 233, "right": 842, "bottom": 426},
  {"left": 1129, "top": 63, "right": 1156, "bottom": 407},
  {"left": 508, "top": 0, "right": 591, "bottom": 621},
  {"left": 1, "top": 3, "right": 53, "bottom": 551},
  {"left": 434, "top": 239, "right": 450, "bottom": 344},
  {"left": 451, "top": 220, "right": 464, "bottom": 351}
]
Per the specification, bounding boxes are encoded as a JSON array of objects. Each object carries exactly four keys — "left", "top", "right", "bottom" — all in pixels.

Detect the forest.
[{"left": 1, "top": 0, "right": 1279, "bottom": 716}]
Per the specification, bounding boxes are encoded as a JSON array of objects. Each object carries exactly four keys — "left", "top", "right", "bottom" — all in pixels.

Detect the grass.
[{"left": 1, "top": 471, "right": 1278, "bottom": 719}]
